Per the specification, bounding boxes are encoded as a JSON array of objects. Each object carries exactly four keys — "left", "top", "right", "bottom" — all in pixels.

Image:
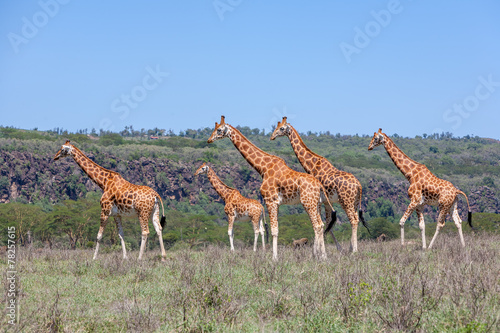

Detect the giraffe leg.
[
  {"left": 151, "top": 204, "right": 167, "bottom": 261},
  {"left": 304, "top": 202, "right": 326, "bottom": 260},
  {"left": 267, "top": 203, "right": 279, "bottom": 261},
  {"left": 251, "top": 214, "right": 260, "bottom": 252},
  {"left": 325, "top": 203, "right": 342, "bottom": 252},
  {"left": 428, "top": 206, "right": 448, "bottom": 249},
  {"left": 399, "top": 201, "right": 420, "bottom": 246},
  {"left": 114, "top": 216, "right": 128, "bottom": 259},
  {"left": 93, "top": 209, "right": 110, "bottom": 260},
  {"left": 259, "top": 214, "right": 266, "bottom": 251},
  {"left": 416, "top": 206, "right": 426, "bottom": 249},
  {"left": 138, "top": 213, "right": 150, "bottom": 260},
  {"left": 343, "top": 204, "right": 359, "bottom": 253},
  {"left": 227, "top": 215, "right": 235, "bottom": 251},
  {"left": 451, "top": 200, "right": 466, "bottom": 247}
]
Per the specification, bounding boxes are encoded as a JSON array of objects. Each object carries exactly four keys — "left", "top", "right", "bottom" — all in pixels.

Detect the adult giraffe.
[
  {"left": 54, "top": 141, "right": 167, "bottom": 260},
  {"left": 208, "top": 116, "right": 333, "bottom": 260},
  {"left": 368, "top": 129, "right": 472, "bottom": 249},
  {"left": 270, "top": 117, "right": 370, "bottom": 252},
  {"left": 195, "top": 162, "right": 268, "bottom": 251}
]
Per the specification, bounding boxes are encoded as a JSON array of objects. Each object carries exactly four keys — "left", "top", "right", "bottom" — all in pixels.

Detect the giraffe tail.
[
  {"left": 324, "top": 211, "right": 337, "bottom": 234},
  {"left": 357, "top": 186, "right": 372, "bottom": 236},
  {"left": 157, "top": 195, "right": 166, "bottom": 229},
  {"left": 358, "top": 210, "right": 372, "bottom": 236},
  {"left": 320, "top": 185, "right": 337, "bottom": 234},
  {"left": 457, "top": 190, "right": 473, "bottom": 229}
]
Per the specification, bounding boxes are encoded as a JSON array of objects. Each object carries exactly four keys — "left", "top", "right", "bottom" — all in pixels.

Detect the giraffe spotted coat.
[
  {"left": 368, "top": 129, "right": 472, "bottom": 249},
  {"left": 54, "top": 141, "right": 167, "bottom": 261},
  {"left": 208, "top": 116, "right": 333, "bottom": 260},
  {"left": 195, "top": 162, "right": 267, "bottom": 251}
]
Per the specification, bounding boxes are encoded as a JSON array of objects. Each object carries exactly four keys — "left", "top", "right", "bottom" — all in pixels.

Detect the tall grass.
[{"left": 2, "top": 233, "right": 498, "bottom": 332}]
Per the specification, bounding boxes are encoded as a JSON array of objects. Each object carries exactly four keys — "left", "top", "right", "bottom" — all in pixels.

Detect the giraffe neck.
[
  {"left": 70, "top": 146, "right": 115, "bottom": 190},
  {"left": 382, "top": 134, "right": 418, "bottom": 181},
  {"left": 206, "top": 167, "right": 235, "bottom": 201},
  {"left": 228, "top": 125, "right": 280, "bottom": 177},
  {"left": 287, "top": 127, "right": 337, "bottom": 174}
]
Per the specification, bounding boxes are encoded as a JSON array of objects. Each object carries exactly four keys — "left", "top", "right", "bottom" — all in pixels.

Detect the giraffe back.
[{"left": 105, "top": 177, "right": 160, "bottom": 217}]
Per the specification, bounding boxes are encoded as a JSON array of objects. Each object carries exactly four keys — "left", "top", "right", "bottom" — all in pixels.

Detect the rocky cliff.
[{"left": 1, "top": 150, "right": 498, "bottom": 218}]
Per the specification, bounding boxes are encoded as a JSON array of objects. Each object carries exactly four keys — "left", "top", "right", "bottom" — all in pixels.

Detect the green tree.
[
  {"left": 366, "top": 217, "right": 399, "bottom": 239},
  {"left": 366, "top": 198, "right": 395, "bottom": 219}
]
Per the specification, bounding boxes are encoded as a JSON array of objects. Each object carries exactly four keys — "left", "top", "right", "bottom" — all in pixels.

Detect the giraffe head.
[
  {"left": 54, "top": 140, "right": 75, "bottom": 160},
  {"left": 207, "top": 115, "right": 232, "bottom": 143},
  {"left": 368, "top": 128, "right": 385, "bottom": 150},
  {"left": 194, "top": 162, "right": 210, "bottom": 176},
  {"left": 270, "top": 117, "right": 291, "bottom": 140}
]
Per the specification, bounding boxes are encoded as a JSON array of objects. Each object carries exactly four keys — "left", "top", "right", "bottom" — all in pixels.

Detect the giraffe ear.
[
  {"left": 215, "top": 122, "right": 218, "bottom": 128},
  {"left": 220, "top": 115, "right": 225, "bottom": 124},
  {"left": 282, "top": 117, "right": 287, "bottom": 124}
]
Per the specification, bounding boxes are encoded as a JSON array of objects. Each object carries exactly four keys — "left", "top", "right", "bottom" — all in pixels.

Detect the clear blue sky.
[{"left": 1, "top": 1, "right": 499, "bottom": 138}]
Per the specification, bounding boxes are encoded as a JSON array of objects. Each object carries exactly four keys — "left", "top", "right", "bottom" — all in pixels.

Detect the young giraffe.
[
  {"left": 208, "top": 116, "right": 333, "bottom": 260},
  {"left": 195, "top": 162, "right": 268, "bottom": 251},
  {"left": 368, "top": 129, "right": 472, "bottom": 249},
  {"left": 270, "top": 117, "right": 370, "bottom": 252},
  {"left": 54, "top": 141, "right": 167, "bottom": 261}
]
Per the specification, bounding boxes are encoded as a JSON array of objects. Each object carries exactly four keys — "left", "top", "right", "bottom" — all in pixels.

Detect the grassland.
[{"left": 2, "top": 233, "right": 499, "bottom": 332}]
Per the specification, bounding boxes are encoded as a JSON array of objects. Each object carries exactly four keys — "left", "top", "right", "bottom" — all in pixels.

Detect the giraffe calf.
[
  {"left": 293, "top": 238, "right": 308, "bottom": 249},
  {"left": 195, "top": 163, "right": 268, "bottom": 252}
]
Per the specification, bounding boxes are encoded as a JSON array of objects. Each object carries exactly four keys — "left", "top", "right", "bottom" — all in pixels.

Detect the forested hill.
[{"left": 1, "top": 126, "right": 499, "bottom": 221}]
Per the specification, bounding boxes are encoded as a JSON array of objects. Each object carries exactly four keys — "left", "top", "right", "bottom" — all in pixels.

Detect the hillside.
[
  {"left": 1, "top": 127, "right": 499, "bottom": 212},
  {"left": 0, "top": 126, "right": 499, "bottom": 248}
]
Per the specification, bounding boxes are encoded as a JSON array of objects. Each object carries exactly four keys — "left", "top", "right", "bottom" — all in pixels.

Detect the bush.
[
  {"left": 99, "top": 133, "right": 124, "bottom": 146},
  {"left": 367, "top": 217, "right": 399, "bottom": 239}
]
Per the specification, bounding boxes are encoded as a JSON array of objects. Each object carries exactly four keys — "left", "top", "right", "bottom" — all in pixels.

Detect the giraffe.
[
  {"left": 195, "top": 162, "right": 268, "bottom": 251},
  {"left": 270, "top": 117, "right": 370, "bottom": 252},
  {"left": 54, "top": 140, "right": 168, "bottom": 261},
  {"left": 208, "top": 116, "right": 334, "bottom": 260},
  {"left": 368, "top": 129, "right": 472, "bottom": 249}
]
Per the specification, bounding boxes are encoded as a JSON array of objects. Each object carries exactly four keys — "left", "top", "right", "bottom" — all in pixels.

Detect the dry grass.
[{"left": 2, "top": 233, "right": 499, "bottom": 332}]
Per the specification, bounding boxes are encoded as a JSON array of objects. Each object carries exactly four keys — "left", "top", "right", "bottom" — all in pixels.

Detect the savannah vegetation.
[{"left": 1, "top": 234, "right": 498, "bottom": 332}]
